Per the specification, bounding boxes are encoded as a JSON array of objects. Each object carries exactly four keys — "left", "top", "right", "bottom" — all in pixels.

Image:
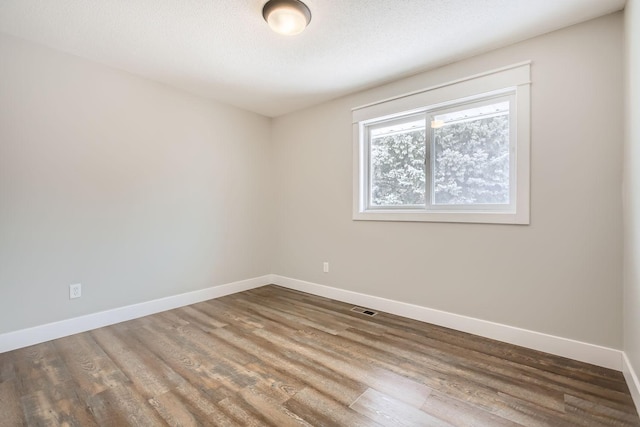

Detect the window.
[{"left": 353, "top": 63, "right": 530, "bottom": 224}]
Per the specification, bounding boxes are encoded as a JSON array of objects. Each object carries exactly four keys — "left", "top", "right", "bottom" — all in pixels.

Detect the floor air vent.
[{"left": 351, "top": 306, "right": 378, "bottom": 316}]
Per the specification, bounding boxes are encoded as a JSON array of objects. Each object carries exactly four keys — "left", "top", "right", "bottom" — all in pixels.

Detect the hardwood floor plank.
[
  {"left": 12, "top": 342, "right": 75, "bottom": 399},
  {"left": 244, "top": 362, "right": 304, "bottom": 404},
  {"left": 127, "top": 322, "right": 227, "bottom": 393},
  {"left": 564, "top": 394, "right": 640, "bottom": 426},
  {"left": 200, "top": 298, "right": 269, "bottom": 330},
  {"left": 337, "top": 327, "right": 566, "bottom": 412},
  {"left": 421, "top": 390, "right": 524, "bottom": 427},
  {"left": 175, "top": 305, "right": 229, "bottom": 331},
  {"left": 7, "top": 342, "right": 99, "bottom": 426},
  {"left": 249, "top": 287, "right": 394, "bottom": 335},
  {"left": 21, "top": 387, "right": 99, "bottom": 427},
  {"left": 149, "top": 389, "right": 223, "bottom": 426},
  {"left": 171, "top": 381, "right": 238, "bottom": 426},
  {"left": 90, "top": 327, "right": 187, "bottom": 400},
  {"left": 53, "top": 334, "right": 130, "bottom": 397},
  {"left": 208, "top": 325, "right": 367, "bottom": 406},
  {"left": 85, "top": 385, "right": 165, "bottom": 426},
  {"left": 255, "top": 325, "right": 434, "bottom": 408},
  {"left": 378, "top": 311, "right": 622, "bottom": 385},
  {"left": 218, "top": 396, "right": 275, "bottom": 426},
  {"left": 168, "top": 322, "right": 258, "bottom": 367},
  {"left": 0, "top": 351, "right": 15, "bottom": 384},
  {"left": 0, "top": 379, "right": 27, "bottom": 426},
  {"left": 288, "top": 321, "right": 567, "bottom": 422},
  {"left": 228, "top": 293, "right": 350, "bottom": 335},
  {"left": 350, "top": 387, "right": 454, "bottom": 427},
  {"left": 375, "top": 324, "right": 636, "bottom": 410},
  {"left": 284, "top": 387, "right": 382, "bottom": 427},
  {"left": 489, "top": 391, "right": 578, "bottom": 427},
  {"left": 238, "top": 385, "right": 312, "bottom": 426},
  {"left": 189, "top": 302, "right": 230, "bottom": 328}
]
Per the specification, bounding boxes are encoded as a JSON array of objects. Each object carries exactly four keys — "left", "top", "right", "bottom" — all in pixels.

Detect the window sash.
[
  {"left": 425, "top": 93, "right": 516, "bottom": 213},
  {"left": 365, "top": 113, "right": 427, "bottom": 209}
]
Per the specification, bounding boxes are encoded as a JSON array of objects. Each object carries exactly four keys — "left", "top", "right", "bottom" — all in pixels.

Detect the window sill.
[{"left": 353, "top": 210, "right": 529, "bottom": 225}]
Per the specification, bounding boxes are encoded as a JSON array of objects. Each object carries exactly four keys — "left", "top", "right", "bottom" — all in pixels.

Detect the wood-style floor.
[{"left": 0, "top": 285, "right": 638, "bottom": 426}]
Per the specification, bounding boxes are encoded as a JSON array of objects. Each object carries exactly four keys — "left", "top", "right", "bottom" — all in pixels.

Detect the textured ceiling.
[{"left": 0, "top": 0, "right": 626, "bottom": 117}]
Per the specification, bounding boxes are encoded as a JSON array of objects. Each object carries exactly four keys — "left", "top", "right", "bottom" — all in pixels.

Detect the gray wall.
[
  {"left": 624, "top": 0, "right": 640, "bottom": 383},
  {"left": 272, "top": 13, "right": 624, "bottom": 348},
  {"left": 0, "top": 34, "right": 273, "bottom": 334}
]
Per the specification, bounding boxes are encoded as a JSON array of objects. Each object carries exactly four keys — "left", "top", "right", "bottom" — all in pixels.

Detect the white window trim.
[{"left": 352, "top": 62, "right": 531, "bottom": 225}]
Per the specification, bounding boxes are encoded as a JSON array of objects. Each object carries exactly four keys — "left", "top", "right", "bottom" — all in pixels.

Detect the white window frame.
[{"left": 352, "top": 62, "right": 531, "bottom": 224}]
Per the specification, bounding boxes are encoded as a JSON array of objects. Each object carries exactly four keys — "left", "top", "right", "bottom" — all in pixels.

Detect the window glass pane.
[
  {"left": 432, "top": 101, "right": 510, "bottom": 205},
  {"left": 369, "top": 118, "right": 426, "bottom": 207}
]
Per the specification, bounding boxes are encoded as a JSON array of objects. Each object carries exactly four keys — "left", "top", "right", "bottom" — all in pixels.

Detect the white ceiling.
[{"left": 0, "top": 0, "right": 626, "bottom": 117}]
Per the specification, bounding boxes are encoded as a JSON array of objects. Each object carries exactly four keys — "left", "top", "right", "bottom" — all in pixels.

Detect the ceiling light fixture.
[{"left": 262, "top": 0, "right": 311, "bottom": 36}]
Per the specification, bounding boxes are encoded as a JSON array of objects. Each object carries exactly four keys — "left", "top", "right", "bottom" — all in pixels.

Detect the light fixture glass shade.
[{"left": 263, "top": 0, "right": 311, "bottom": 36}]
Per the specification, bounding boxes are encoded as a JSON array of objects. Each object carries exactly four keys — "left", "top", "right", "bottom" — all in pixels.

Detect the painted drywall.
[
  {"left": 624, "top": 0, "right": 640, "bottom": 385},
  {"left": 272, "top": 13, "right": 624, "bottom": 348},
  {"left": 0, "top": 34, "right": 273, "bottom": 334}
]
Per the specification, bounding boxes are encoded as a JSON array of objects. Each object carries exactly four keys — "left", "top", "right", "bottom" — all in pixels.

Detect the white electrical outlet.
[
  {"left": 69, "top": 283, "right": 81, "bottom": 299},
  {"left": 323, "top": 262, "right": 329, "bottom": 273}
]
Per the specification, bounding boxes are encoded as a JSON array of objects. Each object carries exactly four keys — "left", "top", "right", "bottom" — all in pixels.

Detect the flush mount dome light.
[{"left": 262, "top": 0, "right": 311, "bottom": 36}]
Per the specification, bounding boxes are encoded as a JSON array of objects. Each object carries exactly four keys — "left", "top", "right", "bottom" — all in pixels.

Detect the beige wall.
[
  {"left": 624, "top": 0, "right": 640, "bottom": 377},
  {"left": 0, "top": 34, "right": 273, "bottom": 334},
  {"left": 272, "top": 13, "right": 624, "bottom": 348}
]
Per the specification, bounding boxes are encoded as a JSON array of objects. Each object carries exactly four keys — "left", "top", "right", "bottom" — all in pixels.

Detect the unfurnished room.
[{"left": 1, "top": 0, "right": 640, "bottom": 425}]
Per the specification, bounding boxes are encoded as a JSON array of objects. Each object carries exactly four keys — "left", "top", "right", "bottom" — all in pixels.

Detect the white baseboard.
[
  {"left": 623, "top": 352, "right": 640, "bottom": 415},
  {"left": 0, "top": 275, "right": 271, "bottom": 353},
  {"left": 271, "top": 275, "right": 623, "bottom": 371}
]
